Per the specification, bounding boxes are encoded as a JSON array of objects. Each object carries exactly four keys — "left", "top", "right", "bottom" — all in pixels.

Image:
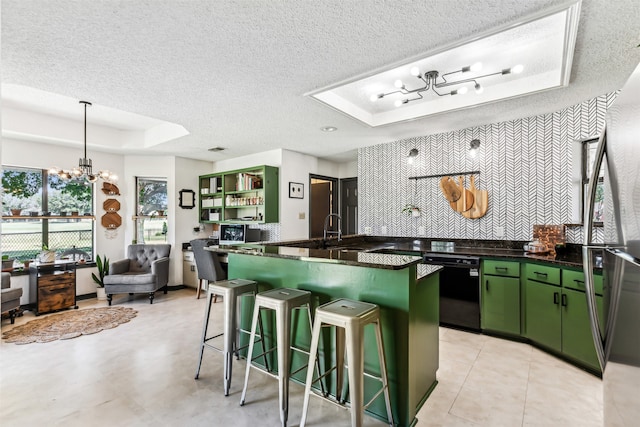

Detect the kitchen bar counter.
[{"left": 216, "top": 246, "right": 441, "bottom": 426}]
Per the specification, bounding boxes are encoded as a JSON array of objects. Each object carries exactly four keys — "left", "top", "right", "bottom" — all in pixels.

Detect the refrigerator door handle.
[
  {"left": 582, "top": 128, "right": 608, "bottom": 371},
  {"left": 583, "top": 128, "right": 606, "bottom": 245},
  {"left": 583, "top": 245, "right": 606, "bottom": 371}
]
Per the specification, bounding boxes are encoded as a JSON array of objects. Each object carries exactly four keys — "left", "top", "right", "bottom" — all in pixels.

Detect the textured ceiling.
[{"left": 2, "top": 0, "right": 640, "bottom": 163}]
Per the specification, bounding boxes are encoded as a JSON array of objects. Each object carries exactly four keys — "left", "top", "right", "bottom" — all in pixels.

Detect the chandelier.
[
  {"left": 49, "top": 101, "right": 117, "bottom": 183},
  {"left": 370, "top": 62, "right": 524, "bottom": 107}
]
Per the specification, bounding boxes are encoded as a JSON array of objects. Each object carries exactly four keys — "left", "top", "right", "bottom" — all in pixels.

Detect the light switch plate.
[
  {"left": 364, "top": 226, "right": 372, "bottom": 234},
  {"left": 418, "top": 226, "right": 426, "bottom": 236},
  {"left": 495, "top": 226, "right": 505, "bottom": 238},
  {"left": 298, "top": 212, "right": 305, "bottom": 220},
  {"left": 380, "top": 225, "right": 387, "bottom": 235}
]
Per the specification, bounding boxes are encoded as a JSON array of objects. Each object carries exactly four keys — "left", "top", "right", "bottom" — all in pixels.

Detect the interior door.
[
  {"left": 340, "top": 177, "right": 358, "bottom": 235},
  {"left": 310, "top": 181, "right": 331, "bottom": 238}
]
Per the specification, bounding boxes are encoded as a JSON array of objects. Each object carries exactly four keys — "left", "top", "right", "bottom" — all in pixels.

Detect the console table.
[{"left": 29, "top": 261, "right": 77, "bottom": 315}]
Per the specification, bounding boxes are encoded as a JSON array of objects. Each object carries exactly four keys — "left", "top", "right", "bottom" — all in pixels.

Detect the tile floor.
[{"left": 0, "top": 288, "right": 603, "bottom": 426}]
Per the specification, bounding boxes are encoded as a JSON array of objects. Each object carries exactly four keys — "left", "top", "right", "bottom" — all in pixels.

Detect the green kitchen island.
[{"left": 221, "top": 245, "right": 441, "bottom": 427}]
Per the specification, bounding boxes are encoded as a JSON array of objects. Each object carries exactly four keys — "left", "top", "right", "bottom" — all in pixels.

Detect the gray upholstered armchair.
[
  {"left": 104, "top": 244, "right": 171, "bottom": 305},
  {"left": 2, "top": 272, "right": 23, "bottom": 324}
]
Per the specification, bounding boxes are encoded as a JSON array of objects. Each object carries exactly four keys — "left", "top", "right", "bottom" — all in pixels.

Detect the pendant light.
[{"left": 48, "top": 100, "right": 117, "bottom": 183}]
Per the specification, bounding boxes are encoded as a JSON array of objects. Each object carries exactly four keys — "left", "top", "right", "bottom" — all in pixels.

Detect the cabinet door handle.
[
  {"left": 485, "top": 279, "right": 489, "bottom": 291},
  {"left": 495, "top": 267, "right": 508, "bottom": 271},
  {"left": 553, "top": 292, "right": 559, "bottom": 305},
  {"left": 534, "top": 271, "right": 548, "bottom": 277},
  {"left": 573, "top": 279, "right": 584, "bottom": 284},
  {"left": 561, "top": 294, "right": 567, "bottom": 307}
]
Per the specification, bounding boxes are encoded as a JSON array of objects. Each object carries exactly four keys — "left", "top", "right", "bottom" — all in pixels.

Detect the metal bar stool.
[
  {"left": 195, "top": 279, "right": 269, "bottom": 396},
  {"left": 300, "top": 298, "right": 394, "bottom": 427},
  {"left": 240, "top": 288, "right": 322, "bottom": 427}
]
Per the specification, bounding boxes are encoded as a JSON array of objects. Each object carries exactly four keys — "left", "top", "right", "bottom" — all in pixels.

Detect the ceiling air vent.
[{"left": 208, "top": 147, "right": 225, "bottom": 152}]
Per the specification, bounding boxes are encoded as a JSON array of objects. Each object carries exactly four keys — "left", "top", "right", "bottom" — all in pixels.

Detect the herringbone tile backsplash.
[{"left": 358, "top": 93, "right": 616, "bottom": 243}]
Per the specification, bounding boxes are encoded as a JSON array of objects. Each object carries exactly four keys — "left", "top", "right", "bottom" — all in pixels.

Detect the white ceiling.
[{"left": 2, "top": 0, "right": 640, "bottom": 163}]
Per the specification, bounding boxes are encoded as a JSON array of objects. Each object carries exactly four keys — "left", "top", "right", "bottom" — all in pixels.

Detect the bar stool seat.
[
  {"left": 301, "top": 298, "right": 394, "bottom": 427},
  {"left": 240, "top": 288, "right": 321, "bottom": 427},
  {"left": 195, "top": 279, "right": 268, "bottom": 396}
]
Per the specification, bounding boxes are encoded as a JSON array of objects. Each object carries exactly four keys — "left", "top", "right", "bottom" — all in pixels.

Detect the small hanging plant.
[{"left": 402, "top": 204, "right": 421, "bottom": 217}]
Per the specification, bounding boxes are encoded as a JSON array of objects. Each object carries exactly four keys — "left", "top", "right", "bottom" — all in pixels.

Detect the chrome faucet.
[{"left": 323, "top": 213, "right": 342, "bottom": 242}]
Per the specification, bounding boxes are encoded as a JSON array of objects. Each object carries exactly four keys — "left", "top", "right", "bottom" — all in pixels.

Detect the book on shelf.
[
  {"left": 209, "top": 177, "right": 222, "bottom": 193},
  {"left": 236, "top": 173, "right": 263, "bottom": 191}
]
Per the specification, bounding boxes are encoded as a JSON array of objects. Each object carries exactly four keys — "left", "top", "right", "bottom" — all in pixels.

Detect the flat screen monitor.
[
  {"left": 220, "top": 224, "right": 247, "bottom": 245},
  {"left": 219, "top": 224, "right": 261, "bottom": 245}
]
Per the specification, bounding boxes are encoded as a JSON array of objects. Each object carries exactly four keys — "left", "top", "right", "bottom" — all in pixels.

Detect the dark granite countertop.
[
  {"left": 206, "top": 235, "right": 589, "bottom": 272},
  {"left": 206, "top": 244, "right": 425, "bottom": 271},
  {"left": 264, "top": 235, "right": 587, "bottom": 268}
]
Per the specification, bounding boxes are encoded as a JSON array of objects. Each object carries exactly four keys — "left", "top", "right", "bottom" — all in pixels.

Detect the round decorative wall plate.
[
  {"left": 102, "top": 183, "right": 121, "bottom": 195},
  {"left": 103, "top": 199, "right": 121, "bottom": 212},
  {"left": 101, "top": 212, "right": 122, "bottom": 229}
]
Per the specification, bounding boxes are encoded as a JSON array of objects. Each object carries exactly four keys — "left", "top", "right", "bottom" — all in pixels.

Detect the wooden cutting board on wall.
[
  {"left": 439, "top": 176, "right": 461, "bottom": 202},
  {"left": 450, "top": 175, "right": 474, "bottom": 212},
  {"left": 462, "top": 175, "right": 489, "bottom": 219}
]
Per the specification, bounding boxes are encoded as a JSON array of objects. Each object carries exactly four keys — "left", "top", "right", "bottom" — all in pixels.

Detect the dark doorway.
[
  {"left": 340, "top": 177, "right": 358, "bottom": 235},
  {"left": 309, "top": 175, "right": 338, "bottom": 238}
]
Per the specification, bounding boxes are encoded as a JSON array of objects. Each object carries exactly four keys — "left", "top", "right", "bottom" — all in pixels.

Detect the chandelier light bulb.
[
  {"left": 475, "top": 83, "right": 484, "bottom": 94},
  {"left": 48, "top": 167, "right": 60, "bottom": 175},
  {"left": 458, "top": 87, "right": 468, "bottom": 95},
  {"left": 394, "top": 99, "right": 403, "bottom": 107},
  {"left": 512, "top": 64, "right": 524, "bottom": 74},
  {"left": 410, "top": 67, "right": 420, "bottom": 77},
  {"left": 471, "top": 62, "right": 483, "bottom": 72},
  {"left": 370, "top": 94, "right": 379, "bottom": 102},
  {"left": 394, "top": 79, "right": 404, "bottom": 88}
]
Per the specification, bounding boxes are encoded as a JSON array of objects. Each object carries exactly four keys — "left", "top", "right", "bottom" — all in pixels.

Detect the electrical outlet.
[
  {"left": 364, "top": 226, "right": 372, "bottom": 234},
  {"left": 418, "top": 226, "right": 426, "bottom": 236},
  {"left": 495, "top": 226, "right": 505, "bottom": 238},
  {"left": 380, "top": 225, "right": 387, "bottom": 235}
]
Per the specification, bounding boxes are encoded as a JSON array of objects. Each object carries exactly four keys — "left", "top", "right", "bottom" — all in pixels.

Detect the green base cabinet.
[
  {"left": 481, "top": 260, "right": 521, "bottom": 335},
  {"left": 524, "top": 278, "right": 562, "bottom": 351},
  {"left": 561, "top": 287, "right": 602, "bottom": 370},
  {"left": 523, "top": 263, "right": 603, "bottom": 372}
]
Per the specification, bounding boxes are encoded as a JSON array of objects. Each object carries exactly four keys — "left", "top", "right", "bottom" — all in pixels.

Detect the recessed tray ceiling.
[{"left": 308, "top": 2, "right": 581, "bottom": 127}]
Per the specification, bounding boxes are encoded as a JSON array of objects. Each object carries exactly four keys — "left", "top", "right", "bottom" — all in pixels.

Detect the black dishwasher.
[{"left": 423, "top": 253, "right": 481, "bottom": 332}]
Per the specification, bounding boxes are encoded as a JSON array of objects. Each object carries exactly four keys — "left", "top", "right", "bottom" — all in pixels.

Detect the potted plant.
[
  {"left": 91, "top": 255, "right": 110, "bottom": 301},
  {"left": 37, "top": 245, "right": 56, "bottom": 263},
  {"left": 402, "top": 203, "right": 421, "bottom": 217},
  {"left": 2, "top": 255, "right": 15, "bottom": 272}
]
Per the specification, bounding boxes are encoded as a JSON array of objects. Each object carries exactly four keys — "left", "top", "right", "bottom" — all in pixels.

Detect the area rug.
[{"left": 2, "top": 307, "right": 137, "bottom": 344}]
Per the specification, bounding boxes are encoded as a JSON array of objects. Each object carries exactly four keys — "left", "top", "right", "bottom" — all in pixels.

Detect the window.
[
  {"left": 1, "top": 166, "right": 94, "bottom": 261},
  {"left": 582, "top": 138, "right": 605, "bottom": 223},
  {"left": 135, "top": 177, "right": 168, "bottom": 243}
]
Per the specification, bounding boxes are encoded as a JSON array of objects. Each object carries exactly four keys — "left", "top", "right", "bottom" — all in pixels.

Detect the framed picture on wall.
[{"left": 289, "top": 182, "right": 304, "bottom": 199}]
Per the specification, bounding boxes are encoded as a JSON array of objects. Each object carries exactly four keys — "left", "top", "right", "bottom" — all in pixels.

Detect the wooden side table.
[{"left": 29, "top": 261, "right": 77, "bottom": 315}]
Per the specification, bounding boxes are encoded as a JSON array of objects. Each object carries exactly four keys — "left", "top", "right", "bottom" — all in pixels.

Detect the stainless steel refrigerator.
[{"left": 583, "top": 61, "right": 640, "bottom": 427}]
